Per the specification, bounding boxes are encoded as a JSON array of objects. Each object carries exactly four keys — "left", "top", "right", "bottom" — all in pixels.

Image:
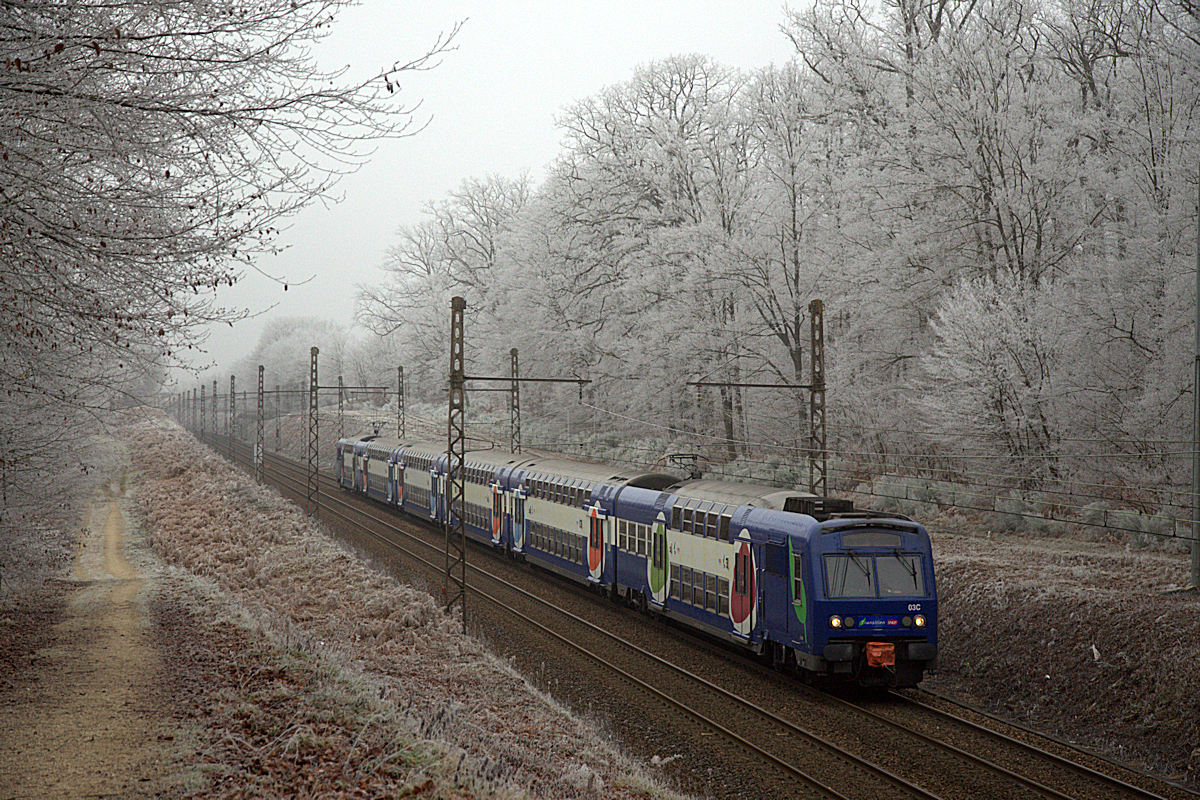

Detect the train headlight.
[
  {"left": 829, "top": 615, "right": 842, "bottom": 628},
  {"left": 914, "top": 614, "right": 926, "bottom": 627},
  {"left": 901, "top": 616, "right": 913, "bottom": 627}
]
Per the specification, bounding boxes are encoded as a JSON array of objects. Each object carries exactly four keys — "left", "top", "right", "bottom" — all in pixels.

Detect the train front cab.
[{"left": 803, "top": 519, "right": 938, "bottom": 688}]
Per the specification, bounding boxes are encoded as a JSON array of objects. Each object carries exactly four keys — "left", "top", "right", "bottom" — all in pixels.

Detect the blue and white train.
[{"left": 336, "top": 435, "right": 938, "bottom": 688}]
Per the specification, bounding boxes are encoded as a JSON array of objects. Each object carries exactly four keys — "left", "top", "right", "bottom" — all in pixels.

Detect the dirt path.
[{"left": 0, "top": 471, "right": 169, "bottom": 799}]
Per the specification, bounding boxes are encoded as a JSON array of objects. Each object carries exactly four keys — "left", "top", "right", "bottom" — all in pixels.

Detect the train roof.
[
  {"left": 458, "top": 446, "right": 533, "bottom": 469},
  {"left": 400, "top": 439, "right": 445, "bottom": 457},
  {"left": 519, "top": 455, "right": 678, "bottom": 490},
  {"left": 667, "top": 478, "right": 814, "bottom": 509}
]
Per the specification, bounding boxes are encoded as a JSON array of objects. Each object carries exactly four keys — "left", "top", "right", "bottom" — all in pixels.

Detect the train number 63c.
[{"left": 907, "top": 603, "right": 922, "bottom": 611}]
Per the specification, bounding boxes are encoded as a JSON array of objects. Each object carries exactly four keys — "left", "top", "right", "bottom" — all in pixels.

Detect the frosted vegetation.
[
  {"left": 326, "top": 0, "right": 1196, "bottom": 548},
  {"left": 130, "top": 414, "right": 687, "bottom": 798},
  {"left": 0, "top": 1, "right": 455, "bottom": 540}
]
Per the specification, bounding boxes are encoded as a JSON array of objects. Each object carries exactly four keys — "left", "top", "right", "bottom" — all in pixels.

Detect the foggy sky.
[{"left": 188, "top": 1, "right": 800, "bottom": 383}]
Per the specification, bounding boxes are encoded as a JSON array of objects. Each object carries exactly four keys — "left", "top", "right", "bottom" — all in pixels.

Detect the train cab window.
[
  {"left": 718, "top": 578, "right": 730, "bottom": 616},
  {"left": 669, "top": 564, "right": 680, "bottom": 599},
  {"left": 824, "top": 554, "right": 875, "bottom": 598},
  {"left": 671, "top": 506, "right": 681, "bottom": 530},
  {"left": 793, "top": 554, "right": 803, "bottom": 602},
  {"left": 734, "top": 553, "right": 746, "bottom": 594},
  {"left": 877, "top": 554, "right": 925, "bottom": 597}
]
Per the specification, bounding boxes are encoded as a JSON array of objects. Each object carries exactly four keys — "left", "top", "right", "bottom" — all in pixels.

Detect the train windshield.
[
  {"left": 824, "top": 553, "right": 925, "bottom": 598},
  {"left": 824, "top": 554, "right": 875, "bottom": 597},
  {"left": 876, "top": 554, "right": 924, "bottom": 596}
]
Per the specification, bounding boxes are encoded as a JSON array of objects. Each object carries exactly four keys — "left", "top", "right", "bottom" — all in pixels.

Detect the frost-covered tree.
[{"left": 0, "top": 0, "right": 455, "bottom": 524}]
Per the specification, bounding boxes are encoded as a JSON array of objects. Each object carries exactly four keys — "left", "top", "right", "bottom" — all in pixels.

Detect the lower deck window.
[{"left": 672, "top": 566, "right": 726, "bottom": 615}]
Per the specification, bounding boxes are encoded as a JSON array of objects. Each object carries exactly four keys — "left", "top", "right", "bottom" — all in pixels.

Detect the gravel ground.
[{"left": 128, "top": 412, "right": 687, "bottom": 799}]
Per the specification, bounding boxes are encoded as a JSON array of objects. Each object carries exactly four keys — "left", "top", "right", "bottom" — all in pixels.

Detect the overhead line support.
[
  {"left": 256, "top": 366, "right": 264, "bottom": 484},
  {"left": 447, "top": 296, "right": 467, "bottom": 633},
  {"left": 307, "top": 346, "right": 319, "bottom": 517}
]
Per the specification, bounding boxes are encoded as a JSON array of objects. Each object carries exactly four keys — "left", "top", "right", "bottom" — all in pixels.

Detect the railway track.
[{"left": 201, "top": 432, "right": 1192, "bottom": 800}]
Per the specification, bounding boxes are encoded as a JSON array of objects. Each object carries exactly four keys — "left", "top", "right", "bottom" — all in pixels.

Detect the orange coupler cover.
[{"left": 865, "top": 642, "right": 895, "bottom": 668}]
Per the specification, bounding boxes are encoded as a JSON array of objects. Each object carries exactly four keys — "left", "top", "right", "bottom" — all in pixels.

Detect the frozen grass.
[{"left": 127, "top": 411, "right": 689, "bottom": 800}]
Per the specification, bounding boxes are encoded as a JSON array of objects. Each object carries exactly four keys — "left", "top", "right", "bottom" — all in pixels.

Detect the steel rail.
[
  {"left": 214, "top": 435, "right": 940, "bottom": 800},
  {"left": 898, "top": 690, "right": 1183, "bottom": 800},
  {"left": 232, "top": 445, "right": 853, "bottom": 798},
  {"left": 212, "top": 433, "right": 1170, "bottom": 800}
]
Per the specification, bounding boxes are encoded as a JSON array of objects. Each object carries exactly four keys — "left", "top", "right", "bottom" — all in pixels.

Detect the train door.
[
  {"left": 387, "top": 462, "right": 395, "bottom": 503},
  {"left": 396, "top": 460, "right": 406, "bottom": 507},
  {"left": 429, "top": 468, "right": 440, "bottom": 521},
  {"left": 491, "top": 481, "right": 503, "bottom": 546},
  {"left": 512, "top": 484, "right": 527, "bottom": 552},
  {"left": 647, "top": 512, "right": 668, "bottom": 605},
  {"left": 731, "top": 529, "right": 757, "bottom": 638},
  {"left": 587, "top": 505, "right": 605, "bottom": 583}
]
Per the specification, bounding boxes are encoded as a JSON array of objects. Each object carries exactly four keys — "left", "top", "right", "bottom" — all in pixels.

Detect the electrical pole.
[
  {"left": 275, "top": 384, "right": 281, "bottom": 453},
  {"left": 307, "top": 347, "right": 319, "bottom": 517},
  {"left": 200, "top": 384, "right": 206, "bottom": 440},
  {"left": 397, "top": 365, "right": 405, "bottom": 440},
  {"left": 228, "top": 375, "right": 236, "bottom": 462},
  {"left": 446, "top": 296, "right": 467, "bottom": 633},
  {"left": 211, "top": 380, "right": 217, "bottom": 441},
  {"left": 809, "top": 299, "right": 828, "bottom": 498},
  {"left": 510, "top": 348, "right": 521, "bottom": 454},
  {"left": 338, "top": 375, "right": 344, "bottom": 443},
  {"left": 1192, "top": 163, "right": 1200, "bottom": 589},
  {"left": 256, "top": 366, "right": 264, "bottom": 484}
]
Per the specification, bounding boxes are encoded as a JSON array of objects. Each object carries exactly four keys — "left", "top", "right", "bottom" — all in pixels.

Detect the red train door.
[{"left": 731, "top": 532, "right": 756, "bottom": 637}]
